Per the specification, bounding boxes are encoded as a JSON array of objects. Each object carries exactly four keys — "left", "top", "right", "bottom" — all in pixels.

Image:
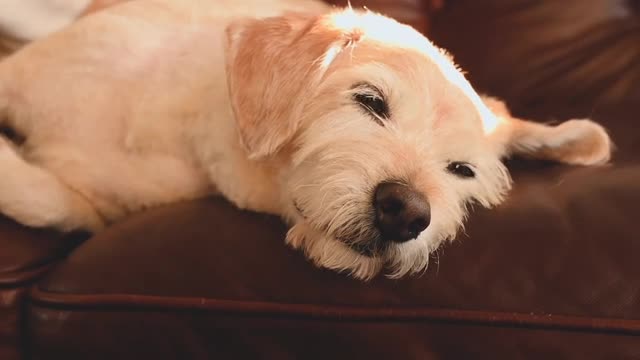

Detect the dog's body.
[
  {"left": 0, "top": 0, "right": 329, "bottom": 228},
  {"left": 0, "top": 0, "right": 611, "bottom": 279}
]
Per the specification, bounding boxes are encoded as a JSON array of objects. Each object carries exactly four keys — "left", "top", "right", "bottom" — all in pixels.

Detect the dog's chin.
[
  {"left": 286, "top": 222, "right": 385, "bottom": 280},
  {"left": 345, "top": 238, "right": 389, "bottom": 258},
  {"left": 285, "top": 221, "right": 444, "bottom": 281}
]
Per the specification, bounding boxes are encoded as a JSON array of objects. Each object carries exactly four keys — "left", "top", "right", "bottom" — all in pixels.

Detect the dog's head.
[{"left": 225, "top": 9, "right": 611, "bottom": 280}]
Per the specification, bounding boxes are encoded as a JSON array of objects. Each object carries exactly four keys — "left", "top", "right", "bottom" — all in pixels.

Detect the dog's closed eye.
[
  {"left": 447, "top": 161, "right": 476, "bottom": 178},
  {"left": 352, "top": 83, "right": 389, "bottom": 125}
]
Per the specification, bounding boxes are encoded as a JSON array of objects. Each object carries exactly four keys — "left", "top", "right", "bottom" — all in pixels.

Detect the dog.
[{"left": 0, "top": 0, "right": 611, "bottom": 280}]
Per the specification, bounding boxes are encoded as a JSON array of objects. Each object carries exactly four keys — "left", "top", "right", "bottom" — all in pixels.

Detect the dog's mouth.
[
  {"left": 292, "top": 200, "right": 388, "bottom": 257},
  {"left": 293, "top": 201, "right": 306, "bottom": 220},
  {"left": 346, "top": 240, "right": 389, "bottom": 257}
]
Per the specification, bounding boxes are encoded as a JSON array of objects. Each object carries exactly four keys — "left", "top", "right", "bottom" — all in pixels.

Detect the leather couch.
[{"left": 2, "top": 0, "right": 639, "bottom": 358}]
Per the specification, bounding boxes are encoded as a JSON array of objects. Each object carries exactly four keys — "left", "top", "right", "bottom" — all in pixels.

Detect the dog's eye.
[
  {"left": 354, "top": 93, "right": 388, "bottom": 120},
  {"left": 352, "top": 84, "right": 389, "bottom": 125},
  {"left": 447, "top": 162, "right": 476, "bottom": 178}
]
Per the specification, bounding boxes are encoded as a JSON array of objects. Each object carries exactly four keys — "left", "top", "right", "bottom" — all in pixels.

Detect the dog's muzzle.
[{"left": 293, "top": 182, "right": 430, "bottom": 257}]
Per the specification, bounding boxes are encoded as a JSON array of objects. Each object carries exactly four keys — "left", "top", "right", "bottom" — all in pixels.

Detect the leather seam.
[
  {"left": 0, "top": 265, "right": 55, "bottom": 287},
  {"left": 29, "top": 287, "right": 640, "bottom": 335}
]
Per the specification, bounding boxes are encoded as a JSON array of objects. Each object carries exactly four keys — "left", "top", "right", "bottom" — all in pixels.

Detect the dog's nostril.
[
  {"left": 408, "top": 218, "right": 428, "bottom": 237},
  {"left": 374, "top": 182, "right": 430, "bottom": 243},
  {"left": 379, "top": 197, "right": 404, "bottom": 216}
]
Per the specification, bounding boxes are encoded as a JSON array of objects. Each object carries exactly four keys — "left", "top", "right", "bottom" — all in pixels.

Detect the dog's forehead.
[
  {"left": 331, "top": 44, "right": 483, "bottom": 127},
  {"left": 314, "top": 11, "right": 491, "bottom": 135}
]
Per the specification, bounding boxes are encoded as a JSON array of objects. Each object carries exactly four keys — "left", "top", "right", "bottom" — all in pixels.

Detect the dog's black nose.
[{"left": 374, "top": 182, "right": 430, "bottom": 243}]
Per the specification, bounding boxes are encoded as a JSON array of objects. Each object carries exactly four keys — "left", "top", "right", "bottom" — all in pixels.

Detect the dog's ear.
[
  {"left": 482, "top": 97, "right": 612, "bottom": 165},
  {"left": 225, "top": 12, "right": 339, "bottom": 159}
]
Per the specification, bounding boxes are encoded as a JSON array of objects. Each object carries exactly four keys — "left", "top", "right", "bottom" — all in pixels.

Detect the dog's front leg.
[{"left": 0, "top": 137, "right": 104, "bottom": 232}]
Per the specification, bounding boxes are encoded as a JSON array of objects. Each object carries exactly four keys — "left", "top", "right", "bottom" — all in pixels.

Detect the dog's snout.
[{"left": 374, "top": 183, "right": 430, "bottom": 243}]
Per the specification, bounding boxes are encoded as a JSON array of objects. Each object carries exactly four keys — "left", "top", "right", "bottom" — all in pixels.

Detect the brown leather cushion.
[
  {"left": 16, "top": 0, "right": 640, "bottom": 358},
  {"left": 33, "top": 114, "right": 640, "bottom": 316},
  {"left": 30, "top": 99, "right": 640, "bottom": 358}
]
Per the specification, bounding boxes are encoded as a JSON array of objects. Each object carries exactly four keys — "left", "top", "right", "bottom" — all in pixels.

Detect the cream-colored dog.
[{"left": 0, "top": 0, "right": 611, "bottom": 280}]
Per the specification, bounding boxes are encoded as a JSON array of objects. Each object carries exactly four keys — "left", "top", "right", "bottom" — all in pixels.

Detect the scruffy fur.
[{"left": 0, "top": 0, "right": 611, "bottom": 280}]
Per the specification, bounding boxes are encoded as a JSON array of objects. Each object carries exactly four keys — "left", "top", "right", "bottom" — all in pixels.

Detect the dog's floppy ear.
[
  {"left": 225, "top": 12, "right": 339, "bottom": 159},
  {"left": 483, "top": 97, "right": 612, "bottom": 165}
]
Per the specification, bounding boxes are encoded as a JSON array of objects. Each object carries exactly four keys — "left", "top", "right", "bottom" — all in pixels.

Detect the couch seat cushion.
[{"left": 27, "top": 100, "right": 640, "bottom": 358}]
